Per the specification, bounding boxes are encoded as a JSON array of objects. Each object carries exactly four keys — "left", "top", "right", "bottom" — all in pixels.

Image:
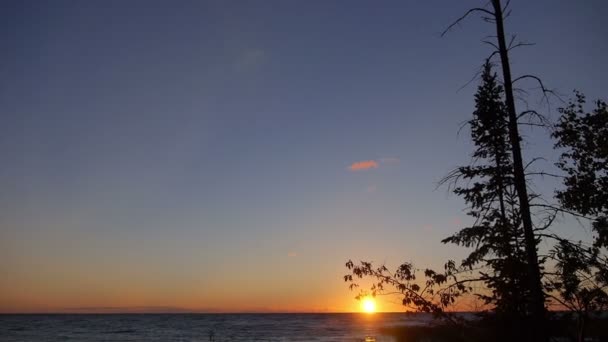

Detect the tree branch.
[
  {"left": 511, "top": 74, "right": 563, "bottom": 105},
  {"left": 525, "top": 172, "right": 565, "bottom": 179},
  {"left": 441, "top": 8, "right": 496, "bottom": 37},
  {"left": 530, "top": 204, "right": 593, "bottom": 220},
  {"left": 509, "top": 42, "right": 535, "bottom": 51},
  {"left": 482, "top": 40, "right": 500, "bottom": 50},
  {"left": 523, "top": 157, "right": 546, "bottom": 171}
]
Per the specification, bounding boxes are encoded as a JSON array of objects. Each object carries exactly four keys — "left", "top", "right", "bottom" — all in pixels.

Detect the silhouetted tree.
[
  {"left": 441, "top": 61, "right": 531, "bottom": 328},
  {"left": 553, "top": 91, "right": 608, "bottom": 248},
  {"left": 344, "top": 259, "right": 470, "bottom": 321},
  {"left": 485, "top": 2, "right": 547, "bottom": 335},
  {"left": 345, "top": 3, "right": 604, "bottom": 342},
  {"left": 442, "top": 1, "right": 550, "bottom": 338},
  {"left": 345, "top": 62, "right": 532, "bottom": 331},
  {"left": 546, "top": 91, "right": 608, "bottom": 342}
]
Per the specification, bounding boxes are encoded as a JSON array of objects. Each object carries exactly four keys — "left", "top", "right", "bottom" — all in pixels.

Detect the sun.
[{"left": 361, "top": 297, "right": 376, "bottom": 313}]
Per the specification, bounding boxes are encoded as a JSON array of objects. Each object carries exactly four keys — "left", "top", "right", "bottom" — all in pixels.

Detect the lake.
[{"left": 0, "top": 313, "right": 436, "bottom": 341}]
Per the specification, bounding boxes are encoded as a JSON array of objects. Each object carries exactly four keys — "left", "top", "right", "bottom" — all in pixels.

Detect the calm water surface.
[{"left": 0, "top": 313, "right": 434, "bottom": 341}]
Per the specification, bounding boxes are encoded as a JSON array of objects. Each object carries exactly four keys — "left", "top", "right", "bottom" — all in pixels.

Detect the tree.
[
  {"left": 441, "top": 61, "right": 531, "bottom": 325},
  {"left": 345, "top": 3, "right": 604, "bottom": 341},
  {"left": 344, "top": 259, "right": 470, "bottom": 321},
  {"left": 486, "top": 1, "right": 547, "bottom": 334},
  {"left": 345, "top": 61, "right": 531, "bottom": 332},
  {"left": 553, "top": 91, "right": 608, "bottom": 246},
  {"left": 441, "top": 1, "right": 549, "bottom": 338},
  {"left": 547, "top": 91, "right": 608, "bottom": 342}
]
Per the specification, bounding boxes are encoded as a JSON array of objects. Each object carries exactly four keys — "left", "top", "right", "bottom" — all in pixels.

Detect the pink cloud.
[
  {"left": 287, "top": 252, "right": 297, "bottom": 257},
  {"left": 348, "top": 160, "right": 379, "bottom": 171}
]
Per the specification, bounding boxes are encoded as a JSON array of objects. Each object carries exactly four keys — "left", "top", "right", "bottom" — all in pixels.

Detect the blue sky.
[{"left": 1, "top": 0, "right": 607, "bottom": 312}]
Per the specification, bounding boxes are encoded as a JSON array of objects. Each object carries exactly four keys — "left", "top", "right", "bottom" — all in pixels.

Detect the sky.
[{"left": 1, "top": 0, "right": 607, "bottom": 313}]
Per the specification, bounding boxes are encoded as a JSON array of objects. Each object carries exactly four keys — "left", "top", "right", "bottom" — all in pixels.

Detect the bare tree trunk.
[{"left": 490, "top": 0, "right": 547, "bottom": 340}]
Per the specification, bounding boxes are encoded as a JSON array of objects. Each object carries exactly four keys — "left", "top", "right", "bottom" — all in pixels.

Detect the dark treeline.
[{"left": 344, "top": 1, "right": 608, "bottom": 341}]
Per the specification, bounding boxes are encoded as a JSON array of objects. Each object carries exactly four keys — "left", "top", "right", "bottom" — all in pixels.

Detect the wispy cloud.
[
  {"left": 287, "top": 252, "right": 297, "bottom": 257},
  {"left": 348, "top": 157, "right": 399, "bottom": 171},
  {"left": 348, "top": 160, "right": 379, "bottom": 171}
]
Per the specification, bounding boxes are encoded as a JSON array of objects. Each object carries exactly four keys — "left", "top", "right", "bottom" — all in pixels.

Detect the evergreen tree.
[
  {"left": 345, "top": 4, "right": 607, "bottom": 341},
  {"left": 441, "top": 61, "right": 530, "bottom": 323}
]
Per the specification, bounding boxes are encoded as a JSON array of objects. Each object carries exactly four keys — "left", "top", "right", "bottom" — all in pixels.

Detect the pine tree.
[{"left": 441, "top": 61, "right": 530, "bottom": 323}]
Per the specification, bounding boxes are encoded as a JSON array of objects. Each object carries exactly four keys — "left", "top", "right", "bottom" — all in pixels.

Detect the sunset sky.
[{"left": 1, "top": 0, "right": 607, "bottom": 313}]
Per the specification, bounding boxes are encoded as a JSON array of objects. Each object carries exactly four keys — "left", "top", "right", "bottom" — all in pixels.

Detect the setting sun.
[{"left": 361, "top": 297, "right": 376, "bottom": 313}]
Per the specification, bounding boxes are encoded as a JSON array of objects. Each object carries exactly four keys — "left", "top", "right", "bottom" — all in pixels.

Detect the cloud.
[
  {"left": 348, "top": 160, "right": 379, "bottom": 171},
  {"left": 287, "top": 252, "right": 297, "bottom": 257},
  {"left": 347, "top": 157, "right": 399, "bottom": 172}
]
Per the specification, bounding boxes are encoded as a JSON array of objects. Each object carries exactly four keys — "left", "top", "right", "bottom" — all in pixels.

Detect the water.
[{"left": 0, "top": 313, "right": 434, "bottom": 341}]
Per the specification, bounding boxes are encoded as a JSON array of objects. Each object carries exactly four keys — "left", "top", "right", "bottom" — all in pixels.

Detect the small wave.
[
  {"left": 8, "top": 326, "right": 27, "bottom": 332},
  {"left": 106, "top": 329, "right": 137, "bottom": 334}
]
